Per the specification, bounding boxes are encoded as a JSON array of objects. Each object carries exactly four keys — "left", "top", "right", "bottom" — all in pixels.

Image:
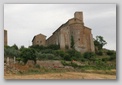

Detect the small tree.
[
  {"left": 11, "top": 44, "right": 18, "bottom": 50},
  {"left": 4, "top": 45, "right": 20, "bottom": 58},
  {"left": 20, "top": 48, "right": 36, "bottom": 64},
  {"left": 94, "top": 36, "right": 107, "bottom": 50},
  {"left": 20, "top": 45, "right": 25, "bottom": 51}
]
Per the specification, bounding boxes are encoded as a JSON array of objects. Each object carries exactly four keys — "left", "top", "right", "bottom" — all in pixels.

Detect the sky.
[{"left": 4, "top": 4, "right": 116, "bottom": 50}]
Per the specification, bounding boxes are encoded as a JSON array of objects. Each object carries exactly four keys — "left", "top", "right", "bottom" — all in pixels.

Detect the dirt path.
[{"left": 4, "top": 72, "right": 116, "bottom": 79}]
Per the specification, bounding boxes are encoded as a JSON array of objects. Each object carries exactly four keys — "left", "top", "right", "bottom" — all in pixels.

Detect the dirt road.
[{"left": 4, "top": 72, "right": 116, "bottom": 79}]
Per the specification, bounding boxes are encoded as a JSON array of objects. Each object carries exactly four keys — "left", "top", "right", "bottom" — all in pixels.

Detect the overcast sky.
[{"left": 4, "top": 4, "right": 116, "bottom": 50}]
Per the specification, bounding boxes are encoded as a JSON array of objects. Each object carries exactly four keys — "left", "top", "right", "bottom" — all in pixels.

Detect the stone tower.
[
  {"left": 4, "top": 30, "right": 7, "bottom": 46},
  {"left": 74, "top": 12, "right": 83, "bottom": 22}
]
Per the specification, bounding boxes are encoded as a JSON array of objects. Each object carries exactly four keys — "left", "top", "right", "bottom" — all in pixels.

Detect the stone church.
[{"left": 32, "top": 12, "right": 95, "bottom": 53}]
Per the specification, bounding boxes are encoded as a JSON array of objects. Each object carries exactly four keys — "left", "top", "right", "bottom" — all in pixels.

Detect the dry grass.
[{"left": 4, "top": 72, "right": 116, "bottom": 79}]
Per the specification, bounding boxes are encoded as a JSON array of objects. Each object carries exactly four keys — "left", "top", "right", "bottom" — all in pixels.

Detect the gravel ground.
[{"left": 4, "top": 72, "right": 116, "bottom": 79}]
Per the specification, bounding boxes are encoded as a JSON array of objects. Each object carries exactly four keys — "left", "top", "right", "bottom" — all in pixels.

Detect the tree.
[
  {"left": 94, "top": 36, "right": 107, "bottom": 50},
  {"left": 20, "top": 45, "right": 25, "bottom": 51},
  {"left": 20, "top": 48, "right": 36, "bottom": 64},
  {"left": 71, "top": 35, "right": 74, "bottom": 49},
  {"left": 4, "top": 45, "right": 20, "bottom": 58},
  {"left": 11, "top": 44, "right": 18, "bottom": 50}
]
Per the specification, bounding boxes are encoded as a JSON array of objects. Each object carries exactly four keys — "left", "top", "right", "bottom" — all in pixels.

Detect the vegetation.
[
  {"left": 4, "top": 35, "right": 116, "bottom": 71},
  {"left": 70, "top": 35, "right": 74, "bottom": 49},
  {"left": 20, "top": 48, "right": 36, "bottom": 64},
  {"left": 94, "top": 36, "right": 107, "bottom": 51}
]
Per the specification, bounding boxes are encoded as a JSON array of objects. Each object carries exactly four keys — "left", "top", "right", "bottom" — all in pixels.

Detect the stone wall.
[
  {"left": 32, "top": 34, "right": 46, "bottom": 46},
  {"left": 36, "top": 60, "right": 64, "bottom": 68}
]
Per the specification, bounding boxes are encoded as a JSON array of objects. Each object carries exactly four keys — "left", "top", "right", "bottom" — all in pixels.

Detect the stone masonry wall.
[{"left": 32, "top": 34, "right": 46, "bottom": 46}]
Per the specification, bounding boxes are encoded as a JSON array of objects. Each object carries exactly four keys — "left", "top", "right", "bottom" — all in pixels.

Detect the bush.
[
  {"left": 107, "top": 50, "right": 116, "bottom": 56},
  {"left": 80, "top": 57, "right": 86, "bottom": 62},
  {"left": 66, "top": 50, "right": 82, "bottom": 61},
  {"left": 64, "top": 53, "right": 71, "bottom": 61},
  {"left": 41, "top": 49, "right": 54, "bottom": 54},
  {"left": 46, "top": 44, "right": 60, "bottom": 50},
  {"left": 83, "top": 52, "right": 95, "bottom": 60},
  {"left": 29, "top": 45, "right": 46, "bottom": 51},
  {"left": 102, "top": 57, "right": 109, "bottom": 62},
  {"left": 109, "top": 53, "right": 116, "bottom": 61},
  {"left": 71, "top": 62, "right": 79, "bottom": 68},
  {"left": 36, "top": 53, "right": 56, "bottom": 60},
  {"left": 34, "top": 64, "right": 40, "bottom": 68},
  {"left": 61, "top": 61, "right": 70, "bottom": 66},
  {"left": 106, "top": 50, "right": 116, "bottom": 61},
  {"left": 96, "top": 50, "right": 103, "bottom": 55},
  {"left": 4, "top": 47, "right": 20, "bottom": 58},
  {"left": 27, "top": 69, "right": 41, "bottom": 74},
  {"left": 54, "top": 50, "right": 65, "bottom": 57}
]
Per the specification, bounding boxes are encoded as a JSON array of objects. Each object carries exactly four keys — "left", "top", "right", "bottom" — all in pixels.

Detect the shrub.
[
  {"left": 61, "top": 61, "right": 69, "bottom": 66},
  {"left": 46, "top": 44, "right": 60, "bottom": 50},
  {"left": 80, "top": 57, "right": 86, "bottom": 62},
  {"left": 34, "top": 64, "right": 40, "bottom": 68},
  {"left": 107, "top": 50, "right": 116, "bottom": 56},
  {"left": 71, "top": 62, "right": 79, "bottom": 68},
  {"left": 36, "top": 53, "right": 56, "bottom": 60},
  {"left": 96, "top": 50, "right": 103, "bottom": 55},
  {"left": 102, "top": 57, "right": 109, "bottom": 62},
  {"left": 64, "top": 53, "right": 71, "bottom": 61},
  {"left": 83, "top": 52, "right": 95, "bottom": 60},
  {"left": 67, "top": 50, "right": 75, "bottom": 56},
  {"left": 41, "top": 49, "right": 54, "bottom": 54},
  {"left": 28, "top": 69, "right": 41, "bottom": 74},
  {"left": 66, "top": 50, "right": 82, "bottom": 61},
  {"left": 4, "top": 47, "right": 20, "bottom": 58},
  {"left": 109, "top": 53, "right": 116, "bottom": 61},
  {"left": 54, "top": 50, "right": 65, "bottom": 57},
  {"left": 29, "top": 45, "right": 46, "bottom": 51}
]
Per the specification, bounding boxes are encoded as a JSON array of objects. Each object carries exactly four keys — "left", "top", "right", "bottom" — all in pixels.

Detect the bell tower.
[{"left": 74, "top": 12, "right": 83, "bottom": 22}]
